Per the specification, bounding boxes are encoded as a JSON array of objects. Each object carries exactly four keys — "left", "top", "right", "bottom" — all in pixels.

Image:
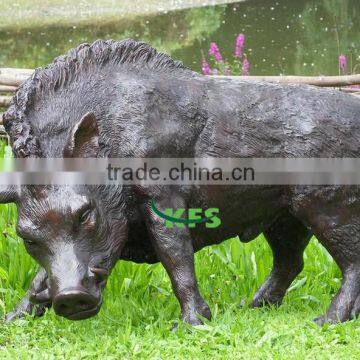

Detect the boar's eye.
[
  {"left": 23, "top": 238, "right": 36, "bottom": 246},
  {"left": 79, "top": 208, "right": 93, "bottom": 225}
]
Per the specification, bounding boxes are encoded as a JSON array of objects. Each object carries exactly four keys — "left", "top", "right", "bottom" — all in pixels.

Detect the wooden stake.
[
  {"left": 212, "top": 74, "right": 360, "bottom": 87},
  {"left": 1, "top": 67, "right": 360, "bottom": 87},
  {"left": 340, "top": 87, "right": 360, "bottom": 93},
  {"left": 0, "top": 85, "right": 17, "bottom": 93},
  {"left": 0, "top": 96, "right": 12, "bottom": 107},
  {"left": 0, "top": 68, "right": 33, "bottom": 87}
]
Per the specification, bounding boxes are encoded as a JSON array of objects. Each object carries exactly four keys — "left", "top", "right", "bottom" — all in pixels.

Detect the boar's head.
[
  {"left": 19, "top": 185, "right": 127, "bottom": 320},
  {"left": 1, "top": 113, "right": 129, "bottom": 320}
]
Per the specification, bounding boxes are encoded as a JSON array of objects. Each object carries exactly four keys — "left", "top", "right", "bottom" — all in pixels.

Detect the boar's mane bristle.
[{"left": 3, "top": 39, "right": 192, "bottom": 157}]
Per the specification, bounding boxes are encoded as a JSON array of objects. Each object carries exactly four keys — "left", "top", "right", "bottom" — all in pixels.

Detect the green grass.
[{"left": 0, "top": 138, "right": 359, "bottom": 358}]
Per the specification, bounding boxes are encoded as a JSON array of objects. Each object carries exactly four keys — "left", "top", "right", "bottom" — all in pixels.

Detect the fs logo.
[{"left": 151, "top": 200, "right": 221, "bottom": 229}]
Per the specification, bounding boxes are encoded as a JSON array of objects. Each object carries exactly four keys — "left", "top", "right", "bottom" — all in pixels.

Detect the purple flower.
[
  {"left": 339, "top": 54, "right": 347, "bottom": 73},
  {"left": 201, "top": 59, "right": 212, "bottom": 75},
  {"left": 234, "top": 33, "right": 245, "bottom": 58},
  {"left": 209, "top": 42, "right": 223, "bottom": 62},
  {"left": 242, "top": 57, "right": 250, "bottom": 74}
]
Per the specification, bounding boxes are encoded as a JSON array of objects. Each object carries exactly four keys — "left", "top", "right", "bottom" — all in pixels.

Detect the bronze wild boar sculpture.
[{"left": 2, "top": 39, "right": 360, "bottom": 325}]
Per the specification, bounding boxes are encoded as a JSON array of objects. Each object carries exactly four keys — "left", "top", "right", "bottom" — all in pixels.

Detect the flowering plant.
[
  {"left": 338, "top": 54, "right": 347, "bottom": 74},
  {"left": 201, "top": 34, "right": 250, "bottom": 76},
  {"left": 338, "top": 54, "right": 360, "bottom": 89}
]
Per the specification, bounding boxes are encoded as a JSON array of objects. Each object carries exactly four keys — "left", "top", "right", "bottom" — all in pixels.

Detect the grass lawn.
[{"left": 0, "top": 163, "right": 359, "bottom": 358}]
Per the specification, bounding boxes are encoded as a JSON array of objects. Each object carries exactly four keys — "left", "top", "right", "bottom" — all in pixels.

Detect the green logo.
[{"left": 151, "top": 200, "right": 221, "bottom": 229}]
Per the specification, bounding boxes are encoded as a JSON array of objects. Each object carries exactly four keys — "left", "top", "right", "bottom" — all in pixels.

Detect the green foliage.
[
  {"left": 185, "top": 7, "right": 225, "bottom": 46},
  {"left": 293, "top": 0, "right": 360, "bottom": 76},
  {"left": 0, "top": 5, "right": 224, "bottom": 71}
]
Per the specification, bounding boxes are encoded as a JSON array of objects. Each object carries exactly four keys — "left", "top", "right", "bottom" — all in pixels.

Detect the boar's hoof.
[
  {"left": 5, "top": 301, "right": 49, "bottom": 322},
  {"left": 250, "top": 278, "right": 288, "bottom": 308},
  {"left": 171, "top": 315, "right": 204, "bottom": 332},
  {"left": 313, "top": 316, "right": 338, "bottom": 326},
  {"left": 180, "top": 300, "right": 211, "bottom": 327},
  {"left": 313, "top": 316, "right": 326, "bottom": 326},
  {"left": 182, "top": 316, "right": 204, "bottom": 326},
  {"left": 350, "top": 295, "right": 360, "bottom": 320},
  {"left": 196, "top": 300, "right": 212, "bottom": 321},
  {"left": 314, "top": 294, "right": 360, "bottom": 326},
  {"left": 171, "top": 300, "right": 211, "bottom": 330},
  {"left": 250, "top": 293, "right": 284, "bottom": 308},
  {"left": 5, "top": 310, "right": 25, "bottom": 323},
  {"left": 180, "top": 314, "right": 206, "bottom": 327}
]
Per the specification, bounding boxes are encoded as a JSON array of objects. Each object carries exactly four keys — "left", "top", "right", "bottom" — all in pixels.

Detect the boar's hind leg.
[
  {"left": 5, "top": 268, "right": 51, "bottom": 322},
  {"left": 251, "top": 212, "right": 312, "bottom": 308},
  {"left": 291, "top": 187, "right": 360, "bottom": 324},
  {"left": 144, "top": 197, "right": 211, "bottom": 326}
]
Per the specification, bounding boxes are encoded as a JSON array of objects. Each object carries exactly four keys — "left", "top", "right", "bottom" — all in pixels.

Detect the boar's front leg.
[
  {"left": 5, "top": 268, "right": 51, "bottom": 322},
  {"left": 144, "top": 197, "right": 211, "bottom": 326}
]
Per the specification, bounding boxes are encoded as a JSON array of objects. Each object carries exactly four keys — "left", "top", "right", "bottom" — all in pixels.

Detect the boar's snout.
[
  {"left": 44, "top": 242, "right": 110, "bottom": 320},
  {"left": 53, "top": 286, "right": 100, "bottom": 320}
]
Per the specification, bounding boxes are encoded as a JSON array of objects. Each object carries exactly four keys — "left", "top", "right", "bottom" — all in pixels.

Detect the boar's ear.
[
  {"left": 0, "top": 186, "right": 19, "bottom": 204},
  {"left": 63, "top": 112, "right": 99, "bottom": 158}
]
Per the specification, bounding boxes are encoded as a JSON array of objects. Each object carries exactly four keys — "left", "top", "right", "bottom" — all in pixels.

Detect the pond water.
[{"left": 0, "top": 0, "right": 359, "bottom": 76}]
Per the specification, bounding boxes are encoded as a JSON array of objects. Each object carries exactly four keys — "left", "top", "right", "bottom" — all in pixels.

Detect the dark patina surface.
[{"left": 1, "top": 40, "right": 360, "bottom": 325}]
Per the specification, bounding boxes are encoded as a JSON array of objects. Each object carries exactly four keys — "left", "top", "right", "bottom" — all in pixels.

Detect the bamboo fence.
[{"left": 0, "top": 68, "right": 360, "bottom": 127}]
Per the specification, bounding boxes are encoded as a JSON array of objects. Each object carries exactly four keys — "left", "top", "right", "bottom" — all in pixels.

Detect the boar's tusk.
[
  {"left": 30, "top": 288, "right": 51, "bottom": 304},
  {"left": 90, "top": 267, "right": 109, "bottom": 281}
]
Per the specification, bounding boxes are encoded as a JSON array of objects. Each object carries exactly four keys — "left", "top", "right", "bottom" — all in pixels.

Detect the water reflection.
[{"left": 0, "top": 0, "right": 359, "bottom": 76}]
